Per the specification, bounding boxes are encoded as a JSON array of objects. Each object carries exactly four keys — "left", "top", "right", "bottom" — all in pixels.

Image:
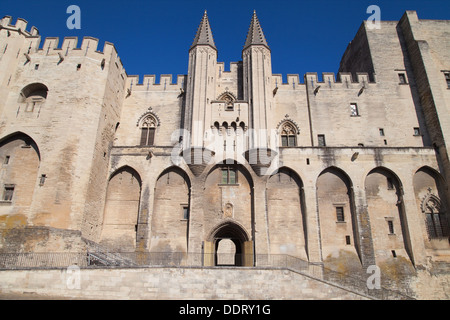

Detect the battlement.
[
  {"left": 0, "top": 15, "right": 39, "bottom": 36},
  {"left": 272, "top": 72, "right": 376, "bottom": 91},
  {"left": 126, "top": 74, "right": 187, "bottom": 92},
  {"left": 0, "top": 16, "right": 125, "bottom": 73}
]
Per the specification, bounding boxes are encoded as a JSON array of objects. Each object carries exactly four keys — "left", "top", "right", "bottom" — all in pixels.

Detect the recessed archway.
[{"left": 205, "top": 221, "right": 253, "bottom": 267}]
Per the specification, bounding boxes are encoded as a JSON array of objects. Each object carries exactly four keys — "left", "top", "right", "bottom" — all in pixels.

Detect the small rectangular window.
[
  {"left": 77, "top": 64, "right": 81, "bottom": 71},
  {"left": 281, "top": 136, "right": 288, "bottom": 147},
  {"left": 318, "top": 134, "right": 326, "bottom": 147},
  {"left": 388, "top": 220, "right": 395, "bottom": 234},
  {"left": 391, "top": 250, "right": 397, "bottom": 258},
  {"left": 336, "top": 207, "right": 345, "bottom": 222},
  {"left": 345, "top": 236, "right": 351, "bottom": 245},
  {"left": 414, "top": 127, "right": 421, "bottom": 136},
  {"left": 445, "top": 73, "right": 450, "bottom": 88},
  {"left": 140, "top": 128, "right": 155, "bottom": 146},
  {"left": 182, "top": 207, "right": 189, "bottom": 220},
  {"left": 4, "top": 156, "right": 10, "bottom": 165},
  {"left": 379, "top": 128, "right": 385, "bottom": 136},
  {"left": 221, "top": 167, "right": 237, "bottom": 185},
  {"left": 398, "top": 73, "right": 407, "bottom": 84},
  {"left": 3, "top": 185, "right": 14, "bottom": 201},
  {"left": 34, "top": 64, "right": 39, "bottom": 70},
  {"left": 350, "top": 103, "right": 359, "bottom": 116},
  {"left": 39, "top": 174, "right": 47, "bottom": 186}
]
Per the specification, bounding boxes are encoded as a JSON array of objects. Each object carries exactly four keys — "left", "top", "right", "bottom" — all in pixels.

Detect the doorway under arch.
[{"left": 204, "top": 221, "right": 253, "bottom": 267}]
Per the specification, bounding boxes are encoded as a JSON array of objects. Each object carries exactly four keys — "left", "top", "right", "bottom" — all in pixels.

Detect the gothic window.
[
  {"left": 281, "top": 123, "right": 297, "bottom": 147},
  {"left": 218, "top": 92, "right": 235, "bottom": 111},
  {"left": 140, "top": 115, "right": 157, "bottom": 146},
  {"left": 422, "top": 195, "right": 449, "bottom": 239}
]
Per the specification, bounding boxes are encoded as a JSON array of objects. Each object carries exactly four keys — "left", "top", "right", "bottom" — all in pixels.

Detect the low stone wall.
[{"left": 0, "top": 266, "right": 370, "bottom": 300}]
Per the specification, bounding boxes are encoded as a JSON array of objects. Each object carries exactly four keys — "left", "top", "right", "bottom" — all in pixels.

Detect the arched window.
[
  {"left": 140, "top": 115, "right": 157, "bottom": 146},
  {"left": 422, "top": 194, "right": 449, "bottom": 239},
  {"left": 19, "top": 83, "right": 48, "bottom": 112},
  {"left": 281, "top": 122, "right": 297, "bottom": 147},
  {"left": 218, "top": 92, "right": 236, "bottom": 111}
]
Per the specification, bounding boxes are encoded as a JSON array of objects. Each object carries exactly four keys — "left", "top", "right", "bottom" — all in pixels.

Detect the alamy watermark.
[
  {"left": 366, "top": 265, "right": 381, "bottom": 290},
  {"left": 66, "top": 5, "right": 81, "bottom": 30},
  {"left": 367, "top": 5, "right": 381, "bottom": 30},
  {"left": 64, "top": 265, "right": 81, "bottom": 290}
]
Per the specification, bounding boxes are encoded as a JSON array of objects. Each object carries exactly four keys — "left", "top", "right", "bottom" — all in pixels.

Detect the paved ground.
[{"left": 0, "top": 292, "right": 86, "bottom": 300}]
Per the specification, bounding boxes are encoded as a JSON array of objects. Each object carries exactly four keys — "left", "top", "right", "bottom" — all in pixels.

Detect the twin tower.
[{"left": 184, "top": 11, "right": 274, "bottom": 161}]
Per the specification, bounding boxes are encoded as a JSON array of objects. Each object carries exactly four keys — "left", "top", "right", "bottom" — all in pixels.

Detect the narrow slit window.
[
  {"left": 445, "top": 73, "right": 450, "bottom": 88},
  {"left": 318, "top": 134, "right": 326, "bottom": 147},
  {"left": 345, "top": 236, "right": 351, "bottom": 245},
  {"left": 182, "top": 206, "right": 190, "bottom": 220},
  {"left": 350, "top": 103, "right": 359, "bottom": 116},
  {"left": 387, "top": 220, "right": 395, "bottom": 234},
  {"left": 39, "top": 174, "right": 47, "bottom": 186}
]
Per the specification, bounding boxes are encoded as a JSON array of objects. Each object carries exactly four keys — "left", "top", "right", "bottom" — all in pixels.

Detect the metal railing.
[{"left": 0, "top": 251, "right": 414, "bottom": 300}]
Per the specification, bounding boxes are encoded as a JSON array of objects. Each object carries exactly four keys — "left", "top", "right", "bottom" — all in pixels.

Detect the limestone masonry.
[{"left": 0, "top": 10, "right": 449, "bottom": 299}]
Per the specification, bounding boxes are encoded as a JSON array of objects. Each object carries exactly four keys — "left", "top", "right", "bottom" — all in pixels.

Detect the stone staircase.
[{"left": 82, "top": 238, "right": 137, "bottom": 267}]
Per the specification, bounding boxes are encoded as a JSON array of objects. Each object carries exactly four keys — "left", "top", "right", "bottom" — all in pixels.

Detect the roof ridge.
[{"left": 190, "top": 10, "right": 217, "bottom": 51}]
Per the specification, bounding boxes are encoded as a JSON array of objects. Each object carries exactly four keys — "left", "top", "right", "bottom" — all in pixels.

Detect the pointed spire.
[
  {"left": 244, "top": 10, "right": 269, "bottom": 51},
  {"left": 190, "top": 10, "right": 217, "bottom": 51}
]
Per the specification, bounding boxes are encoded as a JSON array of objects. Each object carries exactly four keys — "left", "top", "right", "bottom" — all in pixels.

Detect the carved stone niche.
[
  {"left": 243, "top": 148, "right": 278, "bottom": 176},
  {"left": 180, "top": 147, "right": 215, "bottom": 177},
  {"left": 223, "top": 203, "right": 233, "bottom": 218}
]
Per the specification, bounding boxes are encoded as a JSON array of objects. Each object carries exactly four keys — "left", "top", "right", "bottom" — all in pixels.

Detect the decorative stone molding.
[{"left": 136, "top": 107, "right": 161, "bottom": 127}]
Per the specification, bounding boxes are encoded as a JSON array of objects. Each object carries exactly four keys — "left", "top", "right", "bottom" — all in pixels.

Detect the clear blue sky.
[{"left": 2, "top": 0, "right": 450, "bottom": 82}]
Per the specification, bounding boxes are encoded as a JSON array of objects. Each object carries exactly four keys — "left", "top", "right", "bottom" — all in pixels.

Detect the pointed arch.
[
  {"left": 100, "top": 165, "right": 142, "bottom": 251},
  {"left": 267, "top": 166, "right": 308, "bottom": 259},
  {"left": 150, "top": 166, "right": 191, "bottom": 253},
  {"left": 0, "top": 132, "right": 41, "bottom": 210},
  {"left": 0, "top": 131, "right": 41, "bottom": 161},
  {"left": 413, "top": 166, "right": 449, "bottom": 241},
  {"left": 217, "top": 91, "right": 237, "bottom": 103},
  {"left": 206, "top": 220, "right": 252, "bottom": 266},
  {"left": 365, "top": 166, "right": 414, "bottom": 264},
  {"left": 317, "top": 166, "right": 361, "bottom": 269}
]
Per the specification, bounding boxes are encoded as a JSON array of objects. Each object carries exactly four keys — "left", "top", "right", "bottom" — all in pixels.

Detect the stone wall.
[{"left": 0, "top": 267, "right": 370, "bottom": 300}]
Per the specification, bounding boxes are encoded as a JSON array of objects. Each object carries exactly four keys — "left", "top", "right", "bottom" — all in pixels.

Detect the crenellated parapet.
[
  {"left": 272, "top": 71, "right": 377, "bottom": 93},
  {"left": 0, "top": 15, "right": 39, "bottom": 36},
  {"left": 0, "top": 16, "right": 126, "bottom": 77},
  {"left": 125, "top": 74, "right": 187, "bottom": 92}
]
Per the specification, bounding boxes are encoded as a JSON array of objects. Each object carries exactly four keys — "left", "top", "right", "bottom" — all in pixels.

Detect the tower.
[
  {"left": 184, "top": 11, "right": 217, "bottom": 148},
  {"left": 242, "top": 11, "right": 273, "bottom": 149}
]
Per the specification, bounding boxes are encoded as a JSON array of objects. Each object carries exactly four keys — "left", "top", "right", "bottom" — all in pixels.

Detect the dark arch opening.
[{"left": 210, "top": 221, "right": 250, "bottom": 267}]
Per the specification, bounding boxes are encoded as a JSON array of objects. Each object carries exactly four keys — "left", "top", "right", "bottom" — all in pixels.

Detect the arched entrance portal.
[{"left": 204, "top": 221, "right": 254, "bottom": 267}]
